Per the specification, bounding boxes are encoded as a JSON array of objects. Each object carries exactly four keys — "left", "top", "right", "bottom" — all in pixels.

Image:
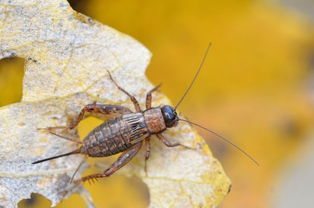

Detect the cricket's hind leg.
[
  {"left": 69, "top": 103, "right": 132, "bottom": 129},
  {"left": 78, "top": 142, "right": 143, "bottom": 183},
  {"left": 38, "top": 104, "right": 132, "bottom": 143},
  {"left": 55, "top": 103, "right": 132, "bottom": 130}
]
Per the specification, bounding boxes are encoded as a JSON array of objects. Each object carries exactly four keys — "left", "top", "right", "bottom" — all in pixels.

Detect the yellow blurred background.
[{"left": 1, "top": 0, "right": 313, "bottom": 207}]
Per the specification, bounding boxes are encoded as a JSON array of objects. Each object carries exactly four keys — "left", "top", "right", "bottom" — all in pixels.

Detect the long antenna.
[
  {"left": 179, "top": 119, "right": 259, "bottom": 166},
  {"left": 174, "top": 43, "right": 212, "bottom": 110}
]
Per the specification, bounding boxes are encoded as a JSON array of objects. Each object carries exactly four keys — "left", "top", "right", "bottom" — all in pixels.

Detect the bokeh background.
[{"left": 1, "top": 0, "right": 313, "bottom": 207}]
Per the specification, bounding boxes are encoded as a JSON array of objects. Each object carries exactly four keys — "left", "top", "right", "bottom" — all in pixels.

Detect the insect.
[{"left": 32, "top": 44, "right": 258, "bottom": 183}]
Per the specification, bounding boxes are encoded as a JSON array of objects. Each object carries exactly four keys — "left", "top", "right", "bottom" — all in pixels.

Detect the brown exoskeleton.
[{"left": 32, "top": 44, "right": 258, "bottom": 183}]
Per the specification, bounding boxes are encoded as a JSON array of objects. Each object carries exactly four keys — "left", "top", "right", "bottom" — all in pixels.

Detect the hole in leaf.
[
  {"left": 18, "top": 193, "right": 51, "bottom": 208},
  {"left": 127, "top": 175, "right": 150, "bottom": 206},
  {"left": 56, "top": 193, "right": 86, "bottom": 208},
  {"left": 0, "top": 57, "right": 24, "bottom": 107},
  {"left": 85, "top": 175, "right": 149, "bottom": 208},
  {"left": 68, "top": 0, "right": 88, "bottom": 14},
  {"left": 77, "top": 116, "right": 103, "bottom": 139}
]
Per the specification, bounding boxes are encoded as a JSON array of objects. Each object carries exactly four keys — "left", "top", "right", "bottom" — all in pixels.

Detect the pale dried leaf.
[{"left": 0, "top": 0, "right": 231, "bottom": 207}]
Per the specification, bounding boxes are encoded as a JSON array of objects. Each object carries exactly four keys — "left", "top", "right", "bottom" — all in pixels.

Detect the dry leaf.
[{"left": 0, "top": 0, "right": 231, "bottom": 207}]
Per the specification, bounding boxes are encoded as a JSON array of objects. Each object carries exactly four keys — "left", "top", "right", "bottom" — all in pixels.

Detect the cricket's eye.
[{"left": 161, "top": 105, "right": 178, "bottom": 127}]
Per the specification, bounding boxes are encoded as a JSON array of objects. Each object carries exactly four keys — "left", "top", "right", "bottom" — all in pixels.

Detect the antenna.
[
  {"left": 179, "top": 119, "right": 259, "bottom": 166},
  {"left": 174, "top": 43, "right": 212, "bottom": 110}
]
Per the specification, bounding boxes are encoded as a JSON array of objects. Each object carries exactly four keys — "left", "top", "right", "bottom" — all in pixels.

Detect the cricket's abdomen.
[{"left": 82, "top": 112, "right": 150, "bottom": 157}]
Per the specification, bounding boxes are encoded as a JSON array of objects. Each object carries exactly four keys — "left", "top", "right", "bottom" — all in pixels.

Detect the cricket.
[{"left": 32, "top": 44, "right": 258, "bottom": 184}]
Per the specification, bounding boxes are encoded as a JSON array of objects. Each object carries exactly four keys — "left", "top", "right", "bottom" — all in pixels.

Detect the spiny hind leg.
[
  {"left": 67, "top": 103, "right": 132, "bottom": 129},
  {"left": 39, "top": 103, "right": 131, "bottom": 131},
  {"left": 79, "top": 142, "right": 143, "bottom": 183},
  {"left": 107, "top": 70, "right": 141, "bottom": 112},
  {"left": 146, "top": 84, "right": 161, "bottom": 109}
]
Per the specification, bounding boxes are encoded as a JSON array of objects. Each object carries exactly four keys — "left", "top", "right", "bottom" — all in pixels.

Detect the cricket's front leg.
[
  {"left": 79, "top": 142, "right": 143, "bottom": 183},
  {"left": 144, "top": 137, "right": 151, "bottom": 176},
  {"left": 107, "top": 70, "right": 142, "bottom": 112},
  {"left": 145, "top": 84, "right": 161, "bottom": 109},
  {"left": 157, "top": 133, "right": 192, "bottom": 149}
]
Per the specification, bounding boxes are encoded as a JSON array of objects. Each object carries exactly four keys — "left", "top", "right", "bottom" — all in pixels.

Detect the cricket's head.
[{"left": 161, "top": 105, "right": 179, "bottom": 128}]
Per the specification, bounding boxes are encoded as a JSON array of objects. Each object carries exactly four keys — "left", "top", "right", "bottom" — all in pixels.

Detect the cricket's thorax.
[{"left": 143, "top": 108, "right": 166, "bottom": 134}]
